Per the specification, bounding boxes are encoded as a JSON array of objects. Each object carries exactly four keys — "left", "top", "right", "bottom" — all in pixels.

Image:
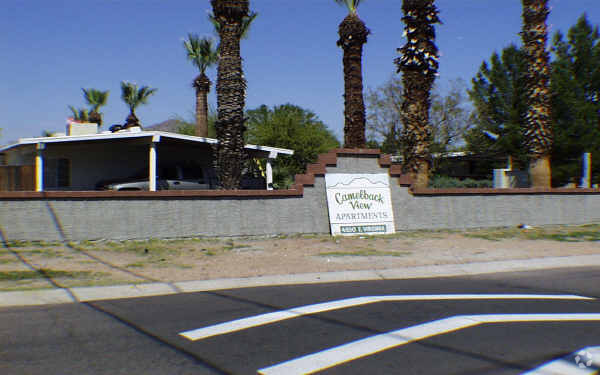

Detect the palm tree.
[
  {"left": 210, "top": 0, "right": 253, "bottom": 189},
  {"left": 521, "top": 0, "right": 553, "bottom": 188},
  {"left": 68, "top": 106, "right": 90, "bottom": 123},
  {"left": 335, "top": 0, "right": 370, "bottom": 149},
  {"left": 82, "top": 88, "right": 109, "bottom": 126},
  {"left": 209, "top": 10, "right": 257, "bottom": 39},
  {"left": 395, "top": 0, "right": 440, "bottom": 188},
  {"left": 120, "top": 82, "right": 157, "bottom": 129},
  {"left": 183, "top": 34, "right": 218, "bottom": 138}
]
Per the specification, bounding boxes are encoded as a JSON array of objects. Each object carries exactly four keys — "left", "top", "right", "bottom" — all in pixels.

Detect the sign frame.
[{"left": 325, "top": 173, "right": 395, "bottom": 236}]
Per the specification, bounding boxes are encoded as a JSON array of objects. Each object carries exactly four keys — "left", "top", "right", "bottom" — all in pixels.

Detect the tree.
[
  {"left": 120, "top": 82, "right": 157, "bottom": 129},
  {"left": 366, "top": 76, "right": 473, "bottom": 157},
  {"left": 551, "top": 14, "right": 600, "bottom": 185},
  {"left": 468, "top": 15, "right": 600, "bottom": 186},
  {"left": 68, "top": 105, "right": 90, "bottom": 123},
  {"left": 395, "top": 0, "right": 441, "bottom": 188},
  {"left": 335, "top": 0, "right": 370, "bottom": 148},
  {"left": 82, "top": 88, "right": 109, "bottom": 126},
  {"left": 183, "top": 34, "right": 218, "bottom": 138},
  {"left": 210, "top": 0, "right": 253, "bottom": 189},
  {"left": 466, "top": 45, "right": 530, "bottom": 168},
  {"left": 521, "top": 0, "right": 553, "bottom": 187},
  {"left": 246, "top": 104, "right": 340, "bottom": 188},
  {"left": 172, "top": 108, "right": 217, "bottom": 138}
]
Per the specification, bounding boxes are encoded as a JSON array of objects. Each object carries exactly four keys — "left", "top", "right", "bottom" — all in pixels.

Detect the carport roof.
[{"left": 0, "top": 130, "right": 294, "bottom": 157}]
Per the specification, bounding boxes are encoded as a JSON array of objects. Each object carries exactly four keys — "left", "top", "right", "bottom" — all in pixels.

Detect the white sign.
[{"left": 325, "top": 173, "right": 395, "bottom": 236}]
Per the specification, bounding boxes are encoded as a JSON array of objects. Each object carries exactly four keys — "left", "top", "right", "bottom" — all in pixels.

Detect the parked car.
[{"left": 96, "top": 164, "right": 214, "bottom": 191}]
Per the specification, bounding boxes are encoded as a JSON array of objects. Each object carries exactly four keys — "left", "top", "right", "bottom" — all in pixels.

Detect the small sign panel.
[{"left": 325, "top": 173, "right": 395, "bottom": 236}]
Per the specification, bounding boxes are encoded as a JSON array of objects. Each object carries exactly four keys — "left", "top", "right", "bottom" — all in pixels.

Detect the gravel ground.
[{"left": 1, "top": 225, "right": 600, "bottom": 291}]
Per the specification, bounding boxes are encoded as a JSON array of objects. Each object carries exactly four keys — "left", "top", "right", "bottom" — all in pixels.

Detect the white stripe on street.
[
  {"left": 178, "top": 294, "right": 592, "bottom": 341},
  {"left": 522, "top": 346, "right": 600, "bottom": 375},
  {"left": 257, "top": 314, "right": 600, "bottom": 375}
]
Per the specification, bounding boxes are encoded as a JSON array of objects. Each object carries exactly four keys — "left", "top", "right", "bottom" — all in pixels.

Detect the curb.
[{"left": 2, "top": 254, "right": 600, "bottom": 308}]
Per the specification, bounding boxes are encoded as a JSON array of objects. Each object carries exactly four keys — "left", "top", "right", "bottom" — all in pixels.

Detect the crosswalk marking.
[
  {"left": 523, "top": 346, "right": 600, "bottom": 375},
  {"left": 257, "top": 314, "right": 600, "bottom": 375},
  {"left": 179, "top": 294, "right": 593, "bottom": 341}
]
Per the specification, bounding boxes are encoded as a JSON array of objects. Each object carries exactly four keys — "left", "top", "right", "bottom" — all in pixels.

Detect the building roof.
[{"left": 0, "top": 130, "right": 294, "bottom": 158}]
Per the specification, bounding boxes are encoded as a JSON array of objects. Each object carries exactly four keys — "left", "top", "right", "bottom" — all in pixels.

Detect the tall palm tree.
[
  {"left": 183, "top": 34, "right": 219, "bottom": 138},
  {"left": 210, "top": 0, "right": 252, "bottom": 189},
  {"left": 82, "top": 88, "right": 109, "bottom": 126},
  {"left": 120, "top": 82, "right": 157, "bottom": 129},
  {"left": 335, "top": 0, "right": 370, "bottom": 149},
  {"left": 521, "top": 0, "right": 553, "bottom": 188},
  {"left": 209, "top": 10, "right": 257, "bottom": 39},
  {"left": 395, "top": 0, "right": 440, "bottom": 188}
]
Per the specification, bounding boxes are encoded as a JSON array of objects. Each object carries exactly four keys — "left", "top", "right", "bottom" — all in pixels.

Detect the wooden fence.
[{"left": 0, "top": 165, "right": 35, "bottom": 191}]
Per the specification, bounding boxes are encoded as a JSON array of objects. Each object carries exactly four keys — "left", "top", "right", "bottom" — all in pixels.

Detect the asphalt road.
[{"left": 1, "top": 267, "right": 600, "bottom": 375}]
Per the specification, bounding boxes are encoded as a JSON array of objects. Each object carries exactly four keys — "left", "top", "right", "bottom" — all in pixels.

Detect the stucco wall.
[{"left": 1, "top": 150, "right": 600, "bottom": 241}]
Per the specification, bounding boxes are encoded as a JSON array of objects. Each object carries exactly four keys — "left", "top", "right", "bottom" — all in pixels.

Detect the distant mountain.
[{"left": 145, "top": 119, "right": 184, "bottom": 133}]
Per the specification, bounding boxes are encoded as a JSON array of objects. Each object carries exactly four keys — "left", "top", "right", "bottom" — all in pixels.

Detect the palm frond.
[
  {"left": 120, "top": 81, "right": 157, "bottom": 114},
  {"left": 68, "top": 105, "right": 79, "bottom": 119},
  {"left": 183, "top": 33, "right": 219, "bottom": 73},
  {"left": 241, "top": 11, "right": 258, "bottom": 39},
  {"left": 68, "top": 105, "right": 90, "bottom": 122},
  {"left": 208, "top": 12, "right": 220, "bottom": 35},
  {"left": 136, "top": 86, "right": 158, "bottom": 105},
  {"left": 69, "top": 105, "right": 90, "bottom": 122},
  {"left": 82, "top": 88, "right": 109, "bottom": 112},
  {"left": 208, "top": 10, "right": 257, "bottom": 40},
  {"left": 120, "top": 81, "right": 138, "bottom": 111},
  {"left": 334, "top": 0, "right": 362, "bottom": 13}
]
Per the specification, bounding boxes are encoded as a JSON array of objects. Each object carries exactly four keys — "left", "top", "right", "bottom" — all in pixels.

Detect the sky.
[{"left": 1, "top": 0, "right": 599, "bottom": 144}]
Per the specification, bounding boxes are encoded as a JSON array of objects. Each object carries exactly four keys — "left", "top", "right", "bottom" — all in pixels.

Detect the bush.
[{"left": 428, "top": 175, "right": 492, "bottom": 188}]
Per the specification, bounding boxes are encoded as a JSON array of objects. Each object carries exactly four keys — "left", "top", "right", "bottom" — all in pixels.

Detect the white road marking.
[
  {"left": 522, "top": 346, "right": 600, "bottom": 374},
  {"left": 257, "top": 314, "right": 600, "bottom": 375},
  {"left": 179, "top": 294, "right": 592, "bottom": 341}
]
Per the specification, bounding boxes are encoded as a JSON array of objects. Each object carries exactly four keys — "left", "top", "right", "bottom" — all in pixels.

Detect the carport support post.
[
  {"left": 149, "top": 136, "right": 159, "bottom": 191},
  {"left": 35, "top": 143, "right": 45, "bottom": 192},
  {"left": 581, "top": 152, "right": 591, "bottom": 188},
  {"left": 266, "top": 153, "right": 275, "bottom": 190}
]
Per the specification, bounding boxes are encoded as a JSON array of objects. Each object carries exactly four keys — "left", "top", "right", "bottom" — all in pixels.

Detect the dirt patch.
[{"left": 2, "top": 225, "right": 600, "bottom": 291}]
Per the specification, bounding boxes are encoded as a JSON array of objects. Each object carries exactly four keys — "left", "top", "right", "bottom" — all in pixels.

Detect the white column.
[
  {"left": 35, "top": 143, "right": 45, "bottom": 192},
  {"left": 266, "top": 159, "right": 274, "bottom": 190},
  {"left": 149, "top": 142, "right": 157, "bottom": 191}
]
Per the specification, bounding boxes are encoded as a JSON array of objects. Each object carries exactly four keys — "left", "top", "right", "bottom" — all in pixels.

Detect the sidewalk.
[{"left": 3, "top": 253, "right": 600, "bottom": 308}]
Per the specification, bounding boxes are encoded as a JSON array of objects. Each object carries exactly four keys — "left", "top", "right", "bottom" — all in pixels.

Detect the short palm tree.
[
  {"left": 120, "top": 82, "right": 157, "bottom": 129},
  {"left": 82, "top": 88, "right": 109, "bottom": 126},
  {"left": 68, "top": 106, "right": 90, "bottom": 123},
  {"left": 335, "top": 0, "right": 370, "bottom": 149},
  {"left": 395, "top": 0, "right": 440, "bottom": 188},
  {"left": 210, "top": 0, "right": 253, "bottom": 189},
  {"left": 183, "top": 34, "right": 219, "bottom": 138},
  {"left": 521, "top": 0, "right": 553, "bottom": 187}
]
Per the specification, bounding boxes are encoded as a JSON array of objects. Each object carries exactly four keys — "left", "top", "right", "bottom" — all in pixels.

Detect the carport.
[{"left": 0, "top": 130, "right": 293, "bottom": 191}]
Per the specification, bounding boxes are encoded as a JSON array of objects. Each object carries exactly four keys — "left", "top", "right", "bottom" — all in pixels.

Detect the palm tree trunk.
[
  {"left": 212, "top": 0, "right": 248, "bottom": 189},
  {"left": 124, "top": 112, "right": 141, "bottom": 129},
  {"left": 522, "top": 0, "right": 553, "bottom": 188},
  {"left": 194, "top": 73, "right": 211, "bottom": 138},
  {"left": 397, "top": 0, "right": 440, "bottom": 188},
  {"left": 89, "top": 111, "right": 102, "bottom": 127},
  {"left": 338, "top": 14, "right": 369, "bottom": 149},
  {"left": 401, "top": 71, "right": 433, "bottom": 188}
]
